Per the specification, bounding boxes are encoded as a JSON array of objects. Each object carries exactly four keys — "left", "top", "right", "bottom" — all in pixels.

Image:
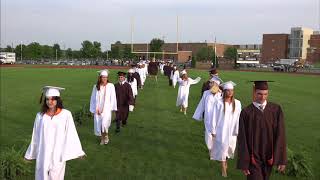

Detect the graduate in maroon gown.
[
  {"left": 114, "top": 71, "right": 135, "bottom": 133},
  {"left": 148, "top": 58, "right": 159, "bottom": 82},
  {"left": 201, "top": 68, "right": 220, "bottom": 96},
  {"left": 237, "top": 81, "right": 287, "bottom": 180}
]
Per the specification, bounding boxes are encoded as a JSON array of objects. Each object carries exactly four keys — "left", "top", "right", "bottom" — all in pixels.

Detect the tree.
[
  {"left": 26, "top": 42, "right": 42, "bottom": 60},
  {"left": 150, "top": 38, "right": 164, "bottom": 59},
  {"left": 224, "top": 47, "right": 237, "bottom": 60},
  {"left": 191, "top": 56, "right": 196, "bottom": 68},
  {"left": 196, "top": 47, "right": 216, "bottom": 62},
  {"left": 92, "top": 41, "right": 102, "bottom": 59},
  {"left": 14, "top": 44, "right": 27, "bottom": 60},
  {"left": 111, "top": 44, "right": 123, "bottom": 59},
  {"left": 80, "top": 40, "right": 102, "bottom": 59},
  {"left": 53, "top": 44, "right": 62, "bottom": 59},
  {"left": 66, "top": 48, "right": 73, "bottom": 59},
  {"left": 42, "top": 45, "right": 54, "bottom": 59},
  {"left": 4, "top": 45, "right": 14, "bottom": 52},
  {"left": 72, "top": 50, "right": 82, "bottom": 59},
  {"left": 123, "top": 45, "right": 135, "bottom": 59}
]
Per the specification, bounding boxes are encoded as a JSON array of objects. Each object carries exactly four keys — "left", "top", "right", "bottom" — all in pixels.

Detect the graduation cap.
[
  {"left": 209, "top": 75, "right": 223, "bottom": 85},
  {"left": 39, "top": 86, "right": 65, "bottom": 103},
  {"left": 128, "top": 69, "right": 135, "bottom": 73},
  {"left": 209, "top": 68, "right": 218, "bottom": 76},
  {"left": 117, "top": 71, "right": 127, "bottom": 76},
  {"left": 250, "top": 80, "right": 274, "bottom": 90},
  {"left": 97, "top": 69, "right": 109, "bottom": 77},
  {"left": 221, "top": 81, "right": 236, "bottom": 90},
  {"left": 180, "top": 70, "right": 187, "bottom": 75},
  {"left": 249, "top": 81, "right": 274, "bottom": 101}
]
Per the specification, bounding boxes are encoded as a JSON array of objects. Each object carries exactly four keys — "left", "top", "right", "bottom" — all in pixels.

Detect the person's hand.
[
  {"left": 96, "top": 109, "right": 101, "bottom": 115},
  {"left": 277, "top": 165, "right": 286, "bottom": 173},
  {"left": 242, "top": 169, "right": 250, "bottom": 176},
  {"left": 129, "top": 105, "right": 134, "bottom": 112}
]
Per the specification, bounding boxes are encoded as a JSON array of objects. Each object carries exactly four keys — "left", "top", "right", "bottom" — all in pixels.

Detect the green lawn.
[{"left": 1, "top": 67, "right": 319, "bottom": 180}]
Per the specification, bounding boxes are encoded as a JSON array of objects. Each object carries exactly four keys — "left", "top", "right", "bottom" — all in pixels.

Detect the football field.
[{"left": 1, "top": 67, "right": 319, "bottom": 179}]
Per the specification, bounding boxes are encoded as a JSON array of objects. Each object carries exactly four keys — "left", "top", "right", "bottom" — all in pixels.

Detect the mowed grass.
[{"left": 1, "top": 67, "right": 320, "bottom": 180}]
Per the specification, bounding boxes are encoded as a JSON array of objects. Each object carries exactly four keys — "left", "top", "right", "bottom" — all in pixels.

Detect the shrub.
[
  {"left": 73, "top": 104, "right": 92, "bottom": 125},
  {"left": 284, "top": 147, "right": 313, "bottom": 178},
  {"left": 0, "top": 146, "right": 31, "bottom": 180}
]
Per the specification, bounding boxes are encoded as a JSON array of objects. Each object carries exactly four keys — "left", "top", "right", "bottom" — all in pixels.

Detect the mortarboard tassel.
[{"left": 39, "top": 92, "right": 43, "bottom": 104}]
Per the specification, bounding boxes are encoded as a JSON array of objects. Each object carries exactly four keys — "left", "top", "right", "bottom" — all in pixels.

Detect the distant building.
[
  {"left": 288, "top": 27, "right": 314, "bottom": 60},
  {"left": 306, "top": 31, "right": 320, "bottom": 64},
  {"left": 261, "top": 34, "right": 289, "bottom": 64},
  {"left": 235, "top": 44, "right": 261, "bottom": 64}
]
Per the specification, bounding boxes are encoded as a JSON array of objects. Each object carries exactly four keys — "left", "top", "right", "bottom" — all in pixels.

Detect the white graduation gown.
[
  {"left": 210, "top": 98, "right": 241, "bottom": 161},
  {"left": 137, "top": 68, "right": 146, "bottom": 85},
  {"left": 90, "top": 84, "right": 117, "bottom": 136},
  {"left": 171, "top": 70, "right": 180, "bottom": 88},
  {"left": 127, "top": 78, "right": 138, "bottom": 97},
  {"left": 25, "top": 109, "right": 85, "bottom": 180},
  {"left": 160, "top": 64, "right": 164, "bottom": 74},
  {"left": 176, "top": 77, "right": 201, "bottom": 108},
  {"left": 193, "top": 90, "right": 222, "bottom": 150}
]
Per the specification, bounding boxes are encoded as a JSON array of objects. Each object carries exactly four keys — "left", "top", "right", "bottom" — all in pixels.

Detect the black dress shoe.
[{"left": 115, "top": 128, "right": 120, "bottom": 133}]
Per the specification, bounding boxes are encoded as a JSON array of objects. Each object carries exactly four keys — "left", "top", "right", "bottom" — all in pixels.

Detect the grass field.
[{"left": 1, "top": 67, "right": 320, "bottom": 179}]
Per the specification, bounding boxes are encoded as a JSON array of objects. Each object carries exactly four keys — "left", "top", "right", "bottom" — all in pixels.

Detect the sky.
[{"left": 1, "top": 0, "right": 319, "bottom": 50}]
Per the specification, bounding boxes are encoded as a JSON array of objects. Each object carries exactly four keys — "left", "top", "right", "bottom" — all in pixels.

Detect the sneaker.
[
  {"left": 104, "top": 138, "right": 109, "bottom": 144},
  {"left": 184, "top": 111, "right": 187, "bottom": 115}
]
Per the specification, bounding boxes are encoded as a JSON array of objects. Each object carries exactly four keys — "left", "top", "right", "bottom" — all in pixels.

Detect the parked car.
[
  {"left": 52, "top": 61, "right": 59, "bottom": 65},
  {"left": 273, "top": 65, "right": 285, "bottom": 71},
  {"left": 67, "top": 61, "right": 75, "bottom": 65}
]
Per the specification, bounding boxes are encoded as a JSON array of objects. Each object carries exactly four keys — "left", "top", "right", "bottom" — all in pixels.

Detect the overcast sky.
[{"left": 1, "top": 0, "right": 319, "bottom": 50}]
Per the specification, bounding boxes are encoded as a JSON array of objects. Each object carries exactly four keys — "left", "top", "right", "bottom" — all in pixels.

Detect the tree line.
[{"left": 1, "top": 39, "right": 237, "bottom": 62}]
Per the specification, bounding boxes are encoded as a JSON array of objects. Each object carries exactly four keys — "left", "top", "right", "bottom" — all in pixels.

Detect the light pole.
[
  {"left": 20, "top": 41, "right": 22, "bottom": 61},
  {"left": 55, "top": 49, "right": 58, "bottom": 62}
]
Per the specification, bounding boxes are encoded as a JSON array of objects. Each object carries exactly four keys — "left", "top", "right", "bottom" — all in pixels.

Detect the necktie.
[{"left": 259, "top": 105, "right": 264, "bottom": 112}]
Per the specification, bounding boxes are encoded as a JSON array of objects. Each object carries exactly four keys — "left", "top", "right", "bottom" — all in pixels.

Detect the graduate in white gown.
[
  {"left": 137, "top": 63, "right": 146, "bottom": 89},
  {"left": 171, "top": 65, "right": 180, "bottom": 88},
  {"left": 209, "top": 81, "right": 241, "bottom": 177},
  {"left": 192, "top": 76, "right": 223, "bottom": 155},
  {"left": 127, "top": 68, "right": 138, "bottom": 98},
  {"left": 25, "top": 86, "right": 85, "bottom": 180},
  {"left": 176, "top": 70, "right": 201, "bottom": 115},
  {"left": 90, "top": 70, "right": 117, "bottom": 145}
]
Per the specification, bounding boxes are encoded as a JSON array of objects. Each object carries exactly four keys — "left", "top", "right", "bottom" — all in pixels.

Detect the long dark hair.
[
  {"left": 127, "top": 73, "right": 134, "bottom": 83},
  {"left": 223, "top": 90, "right": 235, "bottom": 114},
  {"left": 41, "top": 96, "right": 64, "bottom": 114},
  {"left": 96, "top": 76, "right": 109, "bottom": 91}
]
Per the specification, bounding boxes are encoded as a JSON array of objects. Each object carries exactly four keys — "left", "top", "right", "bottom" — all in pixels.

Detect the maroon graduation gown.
[
  {"left": 237, "top": 102, "right": 287, "bottom": 180},
  {"left": 114, "top": 82, "right": 134, "bottom": 125}
]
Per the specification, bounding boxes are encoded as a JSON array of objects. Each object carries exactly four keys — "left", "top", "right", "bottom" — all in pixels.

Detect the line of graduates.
[
  {"left": 24, "top": 64, "right": 151, "bottom": 180},
  {"left": 24, "top": 64, "right": 287, "bottom": 180},
  {"left": 193, "top": 69, "right": 287, "bottom": 179}
]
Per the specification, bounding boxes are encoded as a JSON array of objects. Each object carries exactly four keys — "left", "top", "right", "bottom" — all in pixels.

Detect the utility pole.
[
  {"left": 20, "top": 41, "right": 23, "bottom": 61},
  {"left": 214, "top": 37, "right": 217, "bottom": 68}
]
